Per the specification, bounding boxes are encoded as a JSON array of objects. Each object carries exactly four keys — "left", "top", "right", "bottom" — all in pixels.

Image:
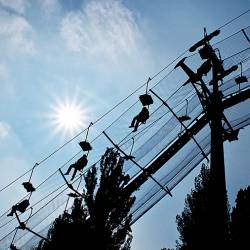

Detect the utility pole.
[
  {"left": 174, "top": 28, "right": 238, "bottom": 247},
  {"left": 188, "top": 29, "right": 238, "bottom": 248},
  {"left": 208, "top": 43, "right": 229, "bottom": 248}
]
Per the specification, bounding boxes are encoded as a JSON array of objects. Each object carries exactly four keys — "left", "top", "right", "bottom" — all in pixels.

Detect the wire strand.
[
  {"left": 1, "top": 13, "right": 248, "bottom": 195},
  {"left": 1, "top": 11, "right": 250, "bottom": 246},
  {"left": 217, "top": 9, "right": 250, "bottom": 30}
]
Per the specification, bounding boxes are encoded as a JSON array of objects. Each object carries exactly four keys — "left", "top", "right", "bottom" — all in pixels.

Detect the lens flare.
[
  {"left": 49, "top": 97, "right": 90, "bottom": 136},
  {"left": 56, "top": 103, "right": 82, "bottom": 130}
]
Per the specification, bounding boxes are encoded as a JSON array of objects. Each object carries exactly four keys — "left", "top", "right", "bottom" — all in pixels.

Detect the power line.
[
  {"left": 1, "top": 10, "right": 250, "bottom": 247},
  {"left": 217, "top": 9, "right": 249, "bottom": 30},
  {"left": 0, "top": 61, "right": 175, "bottom": 195},
  {"left": 187, "top": 26, "right": 250, "bottom": 59},
  {"left": 0, "top": 38, "right": 245, "bottom": 244},
  {"left": 1, "top": 10, "right": 248, "bottom": 195}
]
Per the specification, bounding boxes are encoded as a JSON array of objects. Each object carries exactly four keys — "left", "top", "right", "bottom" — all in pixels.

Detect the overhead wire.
[
  {"left": 130, "top": 82, "right": 250, "bottom": 223},
  {"left": 0, "top": 160, "right": 105, "bottom": 247},
  {"left": 186, "top": 25, "right": 250, "bottom": 60},
  {"left": 1, "top": 10, "right": 250, "bottom": 247},
  {"left": 1, "top": 10, "right": 249, "bottom": 196},
  {"left": 1, "top": 44, "right": 248, "bottom": 244},
  {"left": 0, "top": 175, "right": 81, "bottom": 244},
  {"left": 133, "top": 98, "right": 250, "bottom": 220},
  {"left": 0, "top": 144, "right": 107, "bottom": 240},
  {"left": 217, "top": 9, "right": 249, "bottom": 30},
  {"left": 0, "top": 60, "right": 179, "bottom": 195},
  {"left": 0, "top": 124, "right": 110, "bottom": 227},
  {"left": 0, "top": 151, "right": 82, "bottom": 220},
  {"left": 7, "top": 65, "right": 250, "bottom": 250},
  {"left": 132, "top": 106, "right": 250, "bottom": 221},
  {"left": 0, "top": 36, "right": 246, "bottom": 233},
  {"left": 117, "top": 55, "right": 250, "bottom": 223},
  {"left": 9, "top": 201, "right": 66, "bottom": 250}
]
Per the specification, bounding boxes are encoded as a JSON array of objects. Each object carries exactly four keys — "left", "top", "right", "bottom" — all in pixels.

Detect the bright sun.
[
  {"left": 49, "top": 97, "right": 90, "bottom": 136},
  {"left": 56, "top": 104, "right": 82, "bottom": 130}
]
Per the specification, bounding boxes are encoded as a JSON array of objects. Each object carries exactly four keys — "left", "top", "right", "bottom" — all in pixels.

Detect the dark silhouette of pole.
[
  {"left": 208, "top": 46, "right": 230, "bottom": 247},
  {"left": 186, "top": 28, "right": 238, "bottom": 247},
  {"left": 209, "top": 85, "right": 229, "bottom": 245},
  {"left": 123, "top": 88, "right": 250, "bottom": 203}
]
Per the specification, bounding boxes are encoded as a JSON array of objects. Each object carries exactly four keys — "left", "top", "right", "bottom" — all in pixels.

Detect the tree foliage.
[
  {"left": 176, "top": 165, "right": 210, "bottom": 250},
  {"left": 175, "top": 164, "right": 250, "bottom": 250},
  {"left": 175, "top": 164, "right": 230, "bottom": 250},
  {"left": 230, "top": 186, "right": 250, "bottom": 249},
  {"left": 36, "top": 148, "right": 135, "bottom": 250}
]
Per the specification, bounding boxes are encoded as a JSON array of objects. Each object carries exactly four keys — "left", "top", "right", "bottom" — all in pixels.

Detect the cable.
[
  {"left": 214, "top": 25, "right": 250, "bottom": 47},
  {"left": 217, "top": 9, "right": 250, "bottom": 30},
  {"left": 8, "top": 75, "right": 250, "bottom": 250},
  {"left": 1, "top": 12, "right": 248, "bottom": 196},
  {"left": 105, "top": 68, "right": 178, "bottom": 146},
  {"left": 1, "top": 33, "right": 247, "bottom": 236},
  {"left": 0, "top": 182, "right": 66, "bottom": 236},
  {"left": 0, "top": 63, "right": 177, "bottom": 195},
  {"left": 0, "top": 126, "right": 108, "bottom": 222},
  {"left": 1, "top": 13, "right": 250, "bottom": 246},
  {"left": 0, "top": 26, "right": 246, "bottom": 218},
  {"left": 223, "top": 47, "right": 250, "bottom": 62},
  {"left": 11, "top": 202, "right": 66, "bottom": 250},
  {"left": 187, "top": 26, "right": 250, "bottom": 59},
  {"left": 0, "top": 177, "right": 76, "bottom": 244},
  {"left": 0, "top": 151, "right": 81, "bottom": 220},
  {"left": 4, "top": 89, "right": 250, "bottom": 247},
  {"left": 10, "top": 227, "right": 18, "bottom": 246},
  {"left": 117, "top": 75, "right": 198, "bottom": 149}
]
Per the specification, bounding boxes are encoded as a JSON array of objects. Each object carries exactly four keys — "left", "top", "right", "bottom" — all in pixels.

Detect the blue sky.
[{"left": 0, "top": 0, "right": 249, "bottom": 249}]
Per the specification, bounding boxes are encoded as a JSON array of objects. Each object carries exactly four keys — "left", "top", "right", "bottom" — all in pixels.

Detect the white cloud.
[
  {"left": 60, "top": 0, "right": 145, "bottom": 62},
  {"left": 0, "top": 9, "right": 36, "bottom": 54},
  {"left": 0, "top": 121, "right": 10, "bottom": 138},
  {"left": 0, "top": 0, "right": 30, "bottom": 14}
]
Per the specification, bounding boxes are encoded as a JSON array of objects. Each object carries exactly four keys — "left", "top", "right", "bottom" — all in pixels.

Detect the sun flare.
[
  {"left": 49, "top": 97, "right": 90, "bottom": 136},
  {"left": 56, "top": 104, "right": 82, "bottom": 130}
]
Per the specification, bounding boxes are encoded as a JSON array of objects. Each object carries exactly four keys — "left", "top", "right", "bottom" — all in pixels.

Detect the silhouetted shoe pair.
[
  {"left": 7, "top": 200, "right": 30, "bottom": 217},
  {"left": 7, "top": 211, "right": 14, "bottom": 217}
]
